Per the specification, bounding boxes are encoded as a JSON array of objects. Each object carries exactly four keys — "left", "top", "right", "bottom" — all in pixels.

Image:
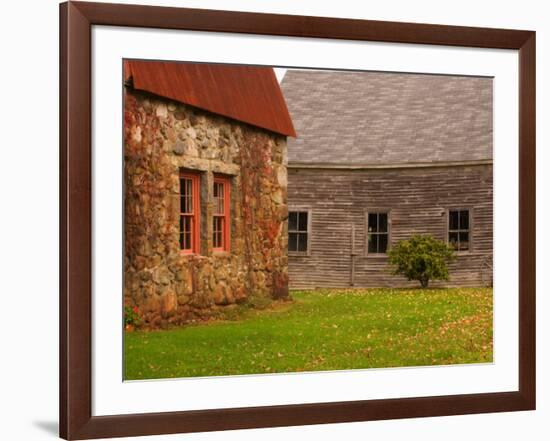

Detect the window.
[
  {"left": 367, "top": 212, "right": 389, "bottom": 254},
  {"left": 179, "top": 171, "right": 200, "bottom": 254},
  {"left": 448, "top": 209, "right": 470, "bottom": 251},
  {"left": 213, "top": 176, "right": 231, "bottom": 252},
  {"left": 288, "top": 210, "right": 309, "bottom": 254}
]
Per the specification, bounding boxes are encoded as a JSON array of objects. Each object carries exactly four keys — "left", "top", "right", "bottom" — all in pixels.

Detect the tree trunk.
[{"left": 420, "top": 277, "right": 429, "bottom": 288}]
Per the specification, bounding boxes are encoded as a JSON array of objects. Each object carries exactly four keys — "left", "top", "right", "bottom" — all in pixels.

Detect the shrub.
[
  {"left": 124, "top": 305, "right": 142, "bottom": 327},
  {"left": 388, "top": 235, "right": 455, "bottom": 288}
]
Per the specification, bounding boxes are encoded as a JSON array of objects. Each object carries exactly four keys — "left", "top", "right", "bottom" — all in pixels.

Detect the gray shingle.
[{"left": 281, "top": 70, "right": 493, "bottom": 165}]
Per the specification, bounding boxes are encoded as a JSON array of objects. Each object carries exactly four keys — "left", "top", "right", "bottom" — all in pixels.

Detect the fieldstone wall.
[{"left": 124, "top": 88, "right": 289, "bottom": 328}]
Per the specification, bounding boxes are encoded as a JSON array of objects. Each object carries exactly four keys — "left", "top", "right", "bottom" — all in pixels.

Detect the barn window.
[
  {"left": 448, "top": 209, "right": 470, "bottom": 251},
  {"left": 288, "top": 210, "right": 310, "bottom": 254},
  {"left": 366, "top": 212, "right": 389, "bottom": 254},
  {"left": 213, "top": 176, "right": 231, "bottom": 252},
  {"left": 179, "top": 171, "right": 200, "bottom": 254}
]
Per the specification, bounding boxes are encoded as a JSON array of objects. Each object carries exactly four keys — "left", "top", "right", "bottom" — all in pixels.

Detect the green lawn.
[{"left": 124, "top": 288, "right": 493, "bottom": 380}]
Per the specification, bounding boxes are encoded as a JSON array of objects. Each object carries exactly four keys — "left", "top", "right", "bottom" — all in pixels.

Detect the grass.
[{"left": 124, "top": 287, "right": 493, "bottom": 380}]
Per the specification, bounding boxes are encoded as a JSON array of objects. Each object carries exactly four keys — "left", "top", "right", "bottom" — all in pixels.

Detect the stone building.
[
  {"left": 124, "top": 60, "right": 295, "bottom": 328},
  {"left": 281, "top": 70, "right": 493, "bottom": 289}
]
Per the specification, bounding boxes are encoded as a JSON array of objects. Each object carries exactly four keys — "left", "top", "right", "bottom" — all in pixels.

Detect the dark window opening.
[
  {"left": 289, "top": 211, "right": 309, "bottom": 253},
  {"left": 367, "top": 212, "right": 389, "bottom": 254},
  {"left": 448, "top": 209, "right": 470, "bottom": 251}
]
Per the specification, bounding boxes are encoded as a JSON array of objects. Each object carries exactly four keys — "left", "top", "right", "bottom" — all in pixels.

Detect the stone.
[
  {"left": 137, "top": 241, "right": 153, "bottom": 257},
  {"left": 124, "top": 89, "right": 288, "bottom": 328},
  {"left": 234, "top": 286, "right": 247, "bottom": 303},
  {"left": 153, "top": 267, "right": 172, "bottom": 285},
  {"left": 270, "top": 189, "right": 284, "bottom": 205},
  {"left": 156, "top": 104, "right": 168, "bottom": 118},
  {"left": 177, "top": 294, "right": 190, "bottom": 305},
  {"left": 174, "top": 267, "right": 193, "bottom": 295},
  {"left": 276, "top": 166, "right": 287, "bottom": 188},
  {"left": 224, "top": 285, "right": 235, "bottom": 304},
  {"left": 130, "top": 125, "right": 142, "bottom": 143},
  {"left": 215, "top": 266, "right": 229, "bottom": 281},
  {"left": 175, "top": 266, "right": 192, "bottom": 282},
  {"left": 144, "top": 295, "right": 161, "bottom": 313},
  {"left": 212, "top": 282, "right": 227, "bottom": 305},
  {"left": 160, "top": 289, "right": 178, "bottom": 318},
  {"left": 173, "top": 139, "right": 198, "bottom": 157},
  {"left": 271, "top": 271, "right": 289, "bottom": 300},
  {"left": 139, "top": 270, "right": 152, "bottom": 282}
]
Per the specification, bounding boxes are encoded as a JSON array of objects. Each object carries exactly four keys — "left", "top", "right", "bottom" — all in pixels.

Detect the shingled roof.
[
  {"left": 124, "top": 60, "right": 296, "bottom": 137},
  {"left": 281, "top": 70, "right": 492, "bottom": 166}
]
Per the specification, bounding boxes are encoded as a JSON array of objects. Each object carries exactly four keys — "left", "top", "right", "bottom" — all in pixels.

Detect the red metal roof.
[{"left": 124, "top": 60, "right": 296, "bottom": 137}]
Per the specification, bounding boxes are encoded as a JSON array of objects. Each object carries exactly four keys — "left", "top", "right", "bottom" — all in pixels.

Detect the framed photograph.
[{"left": 60, "top": 1, "right": 535, "bottom": 439}]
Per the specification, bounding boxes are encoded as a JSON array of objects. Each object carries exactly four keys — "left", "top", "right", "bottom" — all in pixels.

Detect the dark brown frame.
[{"left": 60, "top": 1, "right": 536, "bottom": 439}]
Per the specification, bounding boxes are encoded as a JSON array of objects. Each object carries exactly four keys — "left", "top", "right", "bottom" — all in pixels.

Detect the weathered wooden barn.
[
  {"left": 281, "top": 70, "right": 493, "bottom": 288},
  {"left": 124, "top": 60, "right": 295, "bottom": 328}
]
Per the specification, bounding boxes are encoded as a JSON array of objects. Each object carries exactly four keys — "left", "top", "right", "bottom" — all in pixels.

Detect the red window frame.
[
  {"left": 179, "top": 170, "right": 201, "bottom": 254},
  {"left": 212, "top": 175, "right": 231, "bottom": 252}
]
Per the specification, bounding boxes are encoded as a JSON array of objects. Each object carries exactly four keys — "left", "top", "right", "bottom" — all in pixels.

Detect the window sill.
[
  {"left": 289, "top": 252, "right": 310, "bottom": 257},
  {"left": 180, "top": 250, "right": 200, "bottom": 257},
  {"left": 213, "top": 250, "right": 231, "bottom": 257},
  {"left": 365, "top": 253, "right": 388, "bottom": 259}
]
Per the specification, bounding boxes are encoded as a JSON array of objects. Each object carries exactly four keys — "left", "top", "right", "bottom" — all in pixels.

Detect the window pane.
[
  {"left": 213, "top": 218, "right": 217, "bottom": 247},
  {"left": 449, "top": 210, "right": 459, "bottom": 230},
  {"left": 298, "top": 212, "right": 308, "bottom": 232},
  {"left": 368, "top": 213, "right": 378, "bottom": 232},
  {"left": 180, "top": 178, "right": 194, "bottom": 214},
  {"left": 180, "top": 178, "right": 187, "bottom": 198},
  {"left": 298, "top": 233, "right": 308, "bottom": 252},
  {"left": 378, "top": 213, "right": 388, "bottom": 233},
  {"left": 368, "top": 233, "right": 378, "bottom": 253},
  {"left": 180, "top": 213, "right": 193, "bottom": 250},
  {"left": 213, "top": 217, "right": 224, "bottom": 248},
  {"left": 459, "top": 232, "right": 469, "bottom": 251},
  {"left": 214, "top": 182, "right": 224, "bottom": 215},
  {"left": 288, "top": 232, "right": 298, "bottom": 252},
  {"left": 449, "top": 232, "right": 459, "bottom": 250},
  {"left": 187, "top": 180, "right": 193, "bottom": 213},
  {"left": 379, "top": 233, "right": 388, "bottom": 253},
  {"left": 289, "top": 212, "right": 298, "bottom": 231},
  {"left": 460, "top": 210, "right": 469, "bottom": 230}
]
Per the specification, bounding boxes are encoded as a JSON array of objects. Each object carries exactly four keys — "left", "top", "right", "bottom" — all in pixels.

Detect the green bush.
[
  {"left": 388, "top": 235, "right": 455, "bottom": 288},
  {"left": 124, "top": 305, "right": 142, "bottom": 327}
]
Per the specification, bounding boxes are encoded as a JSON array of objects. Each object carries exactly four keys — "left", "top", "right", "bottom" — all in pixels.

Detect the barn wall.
[
  {"left": 288, "top": 165, "right": 493, "bottom": 289},
  {"left": 124, "top": 88, "right": 288, "bottom": 328}
]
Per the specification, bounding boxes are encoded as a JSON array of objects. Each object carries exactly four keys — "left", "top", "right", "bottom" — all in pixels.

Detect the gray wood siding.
[{"left": 288, "top": 165, "right": 493, "bottom": 289}]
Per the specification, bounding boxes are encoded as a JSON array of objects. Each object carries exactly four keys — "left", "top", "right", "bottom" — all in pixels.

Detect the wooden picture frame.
[{"left": 60, "top": 1, "right": 535, "bottom": 439}]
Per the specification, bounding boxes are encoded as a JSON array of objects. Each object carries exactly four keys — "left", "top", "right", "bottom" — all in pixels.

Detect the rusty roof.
[
  {"left": 281, "top": 69, "right": 492, "bottom": 166},
  {"left": 124, "top": 60, "right": 296, "bottom": 137}
]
